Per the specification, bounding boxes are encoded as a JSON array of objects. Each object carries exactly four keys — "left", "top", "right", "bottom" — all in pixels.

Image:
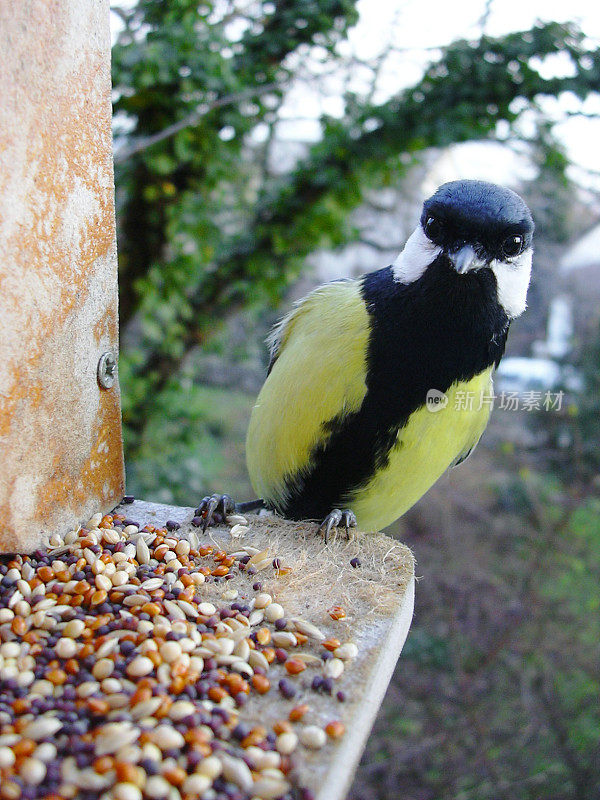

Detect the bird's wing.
[{"left": 246, "top": 279, "right": 370, "bottom": 509}]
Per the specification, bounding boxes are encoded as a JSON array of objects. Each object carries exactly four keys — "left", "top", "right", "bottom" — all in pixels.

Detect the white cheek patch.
[
  {"left": 490, "top": 249, "right": 532, "bottom": 319},
  {"left": 392, "top": 225, "right": 442, "bottom": 284}
]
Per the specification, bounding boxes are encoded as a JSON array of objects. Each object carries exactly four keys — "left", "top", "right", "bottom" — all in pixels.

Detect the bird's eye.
[
  {"left": 502, "top": 234, "right": 524, "bottom": 258},
  {"left": 424, "top": 216, "right": 443, "bottom": 240}
]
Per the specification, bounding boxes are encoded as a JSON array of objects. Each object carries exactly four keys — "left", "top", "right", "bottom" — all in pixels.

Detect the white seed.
[
  {"left": 94, "top": 724, "right": 140, "bottom": 756},
  {"left": 198, "top": 602, "right": 216, "bottom": 615},
  {"left": 233, "top": 639, "right": 250, "bottom": 660},
  {"left": 103, "top": 561, "right": 117, "bottom": 578},
  {"left": 217, "top": 638, "right": 235, "bottom": 656},
  {"left": 226, "top": 514, "right": 248, "bottom": 526},
  {"left": 254, "top": 592, "right": 272, "bottom": 609},
  {"left": 182, "top": 774, "right": 210, "bottom": 794},
  {"left": 106, "top": 692, "right": 130, "bottom": 710},
  {"left": 63, "top": 619, "right": 85, "bottom": 638},
  {"left": 23, "top": 716, "right": 63, "bottom": 741},
  {"left": 259, "top": 753, "right": 281, "bottom": 770},
  {"left": 21, "top": 563, "right": 35, "bottom": 580},
  {"left": 294, "top": 653, "right": 322, "bottom": 665},
  {"left": 144, "top": 775, "right": 172, "bottom": 798},
  {"left": 324, "top": 657, "right": 344, "bottom": 679},
  {"left": 248, "top": 610, "right": 264, "bottom": 626},
  {"left": 92, "top": 658, "right": 114, "bottom": 680},
  {"left": 220, "top": 753, "right": 254, "bottom": 792},
  {"left": 77, "top": 681, "right": 100, "bottom": 698},
  {"left": 17, "top": 670, "right": 34, "bottom": 687},
  {"left": 248, "top": 650, "right": 270, "bottom": 671},
  {"left": 123, "top": 525, "right": 139, "bottom": 536},
  {"left": 20, "top": 756, "right": 46, "bottom": 785},
  {"left": 137, "top": 620, "right": 154, "bottom": 635},
  {"left": 168, "top": 700, "right": 196, "bottom": 721},
  {"left": 95, "top": 574, "right": 112, "bottom": 592},
  {"left": 123, "top": 594, "right": 148, "bottom": 607},
  {"left": 179, "top": 637, "right": 195, "bottom": 653},
  {"left": 196, "top": 754, "right": 222, "bottom": 779},
  {"left": 14, "top": 600, "right": 31, "bottom": 616},
  {"left": 136, "top": 538, "right": 150, "bottom": 564},
  {"left": 334, "top": 642, "right": 358, "bottom": 660},
  {"left": 229, "top": 524, "right": 249, "bottom": 538},
  {"left": 55, "top": 637, "right": 78, "bottom": 659},
  {"left": 124, "top": 543, "right": 137, "bottom": 559},
  {"left": 0, "top": 746, "right": 15, "bottom": 768},
  {"left": 252, "top": 777, "right": 291, "bottom": 799},
  {"left": 130, "top": 698, "right": 162, "bottom": 720},
  {"left": 87, "top": 513, "right": 103, "bottom": 528},
  {"left": 264, "top": 603, "right": 285, "bottom": 622},
  {"left": 292, "top": 618, "right": 325, "bottom": 641},
  {"left": 272, "top": 631, "right": 297, "bottom": 648},
  {"left": 149, "top": 725, "right": 185, "bottom": 750},
  {"left": 189, "top": 656, "right": 205, "bottom": 674},
  {"left": 111, "top": 570, "right": 129, "bottom": 586},
  {"left": 0, "top": 609, "right": 14, "bottom": 622},
  {"left": 177, "top": 600, "right": 199, "bottom": 619},
  {"left": 175, "top": 539, "right": 190, "bottom": 557},
  {"left": 0, "top": 642, "right": 21, "bottom": 658},
  {"left": 190, "top": 571, "right": 205, "bottom": 585},
  {"left": 101, "top": 678, "right": 123, "bottom": 694},
  {"left": 159, "top": 641, "right": 182, "bottom": 663},
  {"left": 126, "top": 657, "right": 154, "bottom": 678},
  {"left": 163, "top": 599, "right": 186, "bottom": 620},
  {"left": 34, "top": 742, "right": 57, "bottom": 762},
  {"left": 275, "top": 732, "right": 298, "bottom": 755},
  {"left": 113, "top": 783, "right": 142, "bottom": 800},
  {"left": 91, "top": 560, "right": 106, "bottom": 575},
  {"left": 30, "top": 680, "right": 53, "bottom": 696},
  {"left": 299, "top": 725, "right": 327, "bottom": 749},
  {"left": 95, "top": 638, "right": 119, "bottom": 659},
  {"left": 141, "top": 577, "right": 164, "bottom": 591}
]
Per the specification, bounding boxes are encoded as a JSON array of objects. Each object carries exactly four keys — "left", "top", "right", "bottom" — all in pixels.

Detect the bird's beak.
[{"left": 449, "top": 245, "right": 485, "bottom": 275}]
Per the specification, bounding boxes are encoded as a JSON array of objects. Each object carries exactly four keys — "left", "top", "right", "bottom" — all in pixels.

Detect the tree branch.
[{"left": 113, "top": 82, "right": 284, "bottom": 164}]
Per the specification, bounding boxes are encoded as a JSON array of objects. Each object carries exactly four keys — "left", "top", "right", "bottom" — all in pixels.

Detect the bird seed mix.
[{"left": 0, "top": 510, "right": 357, "bottom": 800}]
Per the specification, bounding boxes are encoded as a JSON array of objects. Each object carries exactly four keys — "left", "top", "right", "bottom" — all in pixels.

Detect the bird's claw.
[
  {"left": 195, "top": 494, "right": 235, "bottom": 531},
  {"left": 319, "top": 508, "right": 357, "bottom": 544}
]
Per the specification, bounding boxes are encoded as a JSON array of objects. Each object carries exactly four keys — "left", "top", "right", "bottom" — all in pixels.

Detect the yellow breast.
[{"left": 348, "top": 369, "right": 493, "bottom": 530}]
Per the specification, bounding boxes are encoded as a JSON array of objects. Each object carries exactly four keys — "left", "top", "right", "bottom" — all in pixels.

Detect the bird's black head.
[
  {"left": 393, "top": 179, "right": 535, "bottom": 318},
  {"left": 421, "top": 179, "right": 534, "bottom": 264}
]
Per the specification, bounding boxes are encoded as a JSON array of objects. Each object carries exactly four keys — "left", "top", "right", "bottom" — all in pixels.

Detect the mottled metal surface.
[{"left": 0, "top": 0, "right": 124, "bottom": 552}]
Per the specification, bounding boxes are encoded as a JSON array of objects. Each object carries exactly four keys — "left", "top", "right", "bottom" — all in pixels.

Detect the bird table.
[
  {"left": 0, "top": 3, "right": 414, "bottom": 799},
  {"left": 114, "top": 500, "right": 415, "bottom": 800}
]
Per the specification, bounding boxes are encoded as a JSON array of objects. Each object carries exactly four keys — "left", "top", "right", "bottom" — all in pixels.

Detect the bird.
[{"left": 199, "top": 179, "right": 534, "bottom": 537}]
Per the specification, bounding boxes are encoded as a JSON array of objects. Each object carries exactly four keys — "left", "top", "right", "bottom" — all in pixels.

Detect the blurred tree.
[{"left": 112, "top": 3, "right": 600, "bottom": 481}]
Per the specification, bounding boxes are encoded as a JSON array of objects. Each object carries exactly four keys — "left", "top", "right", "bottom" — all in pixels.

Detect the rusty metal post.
[{"left": 0, "top": 0, "right": 124, "bottom": 552}]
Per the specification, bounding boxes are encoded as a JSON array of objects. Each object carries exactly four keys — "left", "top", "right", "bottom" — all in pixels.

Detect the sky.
[
  {"left": 275, "top": 0, "right": 600, "bottom": 190},
  {"left": 111, "top": 0, "right": 600, "bottom": 191}
]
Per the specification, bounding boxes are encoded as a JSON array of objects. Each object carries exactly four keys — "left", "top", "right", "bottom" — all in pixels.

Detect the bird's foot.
[
  {"left": 195, "top": 494, "right": 236, "bottom": 531},
  {"left": 318, "top": 508, "right": 357, "bottom": 544}
]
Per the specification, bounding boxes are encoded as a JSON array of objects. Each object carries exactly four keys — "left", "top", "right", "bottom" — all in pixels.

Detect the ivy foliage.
[{"left": 112, "top": 5, "right": 600, "bottom": 458}]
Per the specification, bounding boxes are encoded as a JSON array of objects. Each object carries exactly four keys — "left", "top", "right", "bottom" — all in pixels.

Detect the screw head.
[{"left": 97, "top": 351, "right": 117, "bottom": 389}]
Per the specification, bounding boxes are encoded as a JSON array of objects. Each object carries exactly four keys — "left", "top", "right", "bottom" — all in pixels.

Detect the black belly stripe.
[{"left": 277, "top": 261, "right": 509, "bottom": 521}]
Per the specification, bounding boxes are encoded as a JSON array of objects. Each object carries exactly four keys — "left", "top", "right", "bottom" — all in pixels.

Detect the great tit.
[{"left": 200, "top": 180, "right": 534, "bottom": 535}]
